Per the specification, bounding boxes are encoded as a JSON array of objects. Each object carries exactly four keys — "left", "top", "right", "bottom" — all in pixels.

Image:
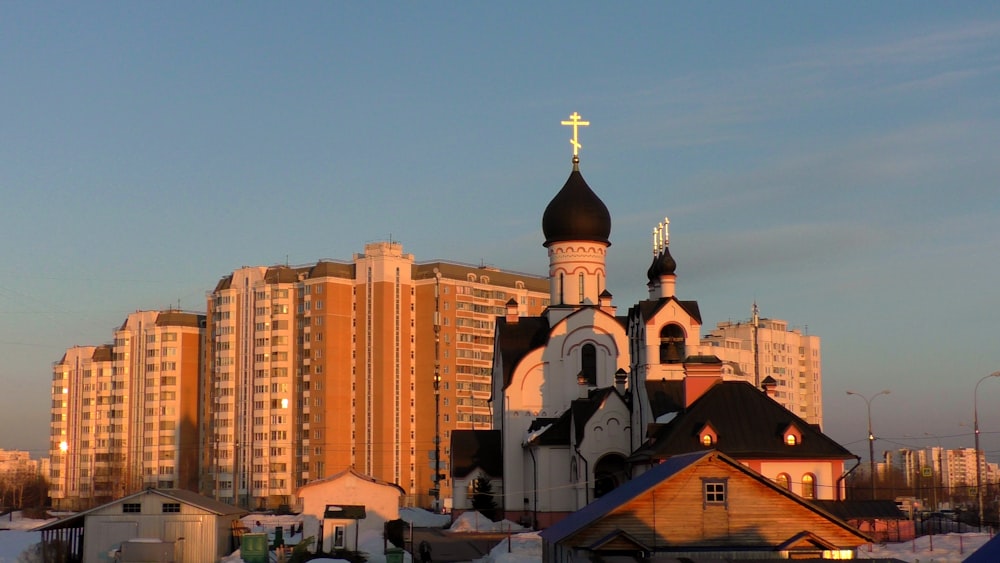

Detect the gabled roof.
[
  {"left": 587, "top": 529, "right": 650, "bottom": 552},
  {"left": 540, "top": 450, "right": 869, "bottom": 547},
  {"left": 631, "top": 381, "right": 855, "bottom": 462},
  {"left": 571, "top": 388, "right": 618, "bottom": 444},
  {"left": 527, "top": 416, "right": 569, "bottom": 446},
  {"left": 524, "top": 387, "right": 623, "bottom": 447},
  {"left": 450, "top": 430, "right": 502, "bottom": 478},
  {"left": 644, "top": 379, "right": 685, "bottom": 420},
  {"left": 630, "top": 297, "right": 703, "bottom": 326},
  {"left": 35, "top": 488, "right": 247, "bottom": 531},
  {"left": 297, "top": 467, "right": 405, "bottom": 495},
  {"left": 496, "top": 307, "right": 628, "bottom": 393},
  {"left": 495, "top": 316, "right": 551, "bottom": 391},
  {"left": 540, "top": 451, "right": 709, "bottom": 544}
]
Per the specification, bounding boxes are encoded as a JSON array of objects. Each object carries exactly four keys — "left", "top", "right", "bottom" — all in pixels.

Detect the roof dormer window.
[
  {"left": 782, "top": 423, "right": 802, "bottom": 447},
  {"left": 698, "top": 423, "right": 718, "bottom": 448}
]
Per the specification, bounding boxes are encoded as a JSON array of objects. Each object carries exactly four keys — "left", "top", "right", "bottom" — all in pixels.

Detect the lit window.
[
  {"left": 802, "top": 474, "right": 816, "bottom": 499},
  {"left": 702, "top": 434, "right": 713, "bottom": 446},
  {"left": 786, "top": 434, "right": 798, "bottom": 446},
  {"left": 775, "top": 473, "right": 790, "bottom": 490}
]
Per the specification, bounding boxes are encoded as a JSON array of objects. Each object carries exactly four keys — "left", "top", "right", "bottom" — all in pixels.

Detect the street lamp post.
[
  {"left": 974, "top": 371, "right": 1000, "bottom": 531},
  {"left": 847, "top": 390, "right": 891, "bottom": 500}
]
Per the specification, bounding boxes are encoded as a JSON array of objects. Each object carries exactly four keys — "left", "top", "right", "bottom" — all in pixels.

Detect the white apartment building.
[
  {"left": 49, "top": 310, "right": 204, "bottom": 510},
  {"left": 699, "top": 306, "right": 823, "bottom": 426},
  {"left": 884, "top": 446, "right": 996, "bottom": 509}
]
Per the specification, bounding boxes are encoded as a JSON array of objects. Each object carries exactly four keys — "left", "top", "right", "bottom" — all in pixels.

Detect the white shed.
[
  {"left": 38, "top": 488, "right": 247, "bottom": 563},
  {"left": 296, "top": 467, "right": 404, "bottom": 553}
]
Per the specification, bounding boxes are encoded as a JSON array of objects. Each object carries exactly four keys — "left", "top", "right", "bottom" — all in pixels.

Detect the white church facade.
[{"left": 452, "top": 114, "right": 854, "bottom": 528}]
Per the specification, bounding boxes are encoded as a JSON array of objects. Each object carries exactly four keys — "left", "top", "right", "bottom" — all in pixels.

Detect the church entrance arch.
[{"left": 593, "top": 453, "right": 628, "bottom": 498}]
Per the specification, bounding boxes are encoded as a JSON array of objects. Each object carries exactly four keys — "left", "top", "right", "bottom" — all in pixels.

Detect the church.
[{"left": 450, "top": 114, "right": 854, "bottom": 529}]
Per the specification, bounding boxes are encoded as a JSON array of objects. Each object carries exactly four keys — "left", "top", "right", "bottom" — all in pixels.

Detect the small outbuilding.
[
  {"left": 36, "top": 488, "right": 247, "bottom": 563},
  {"left": 296, "top": 467, "right": 404, "bottom": 553}
]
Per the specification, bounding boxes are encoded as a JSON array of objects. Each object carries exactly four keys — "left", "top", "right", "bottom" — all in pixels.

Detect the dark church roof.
[
  {"left": 450, "top": 430, "right": 503, "bottom": 478},
  {"left": 631, "top": 380, "right": 855, "bottom": 463},
  {"left": 495, "top": 316, "right": 551, "bottom": 391},
  {"left": 525, "top": 388, "right": 621, "bottom": 447},
  {"left": 542, "top": 166, "right": 611, "bottom": 247},
  {"left": 630, "top": 297, "right": 703, "bottom": 326}
]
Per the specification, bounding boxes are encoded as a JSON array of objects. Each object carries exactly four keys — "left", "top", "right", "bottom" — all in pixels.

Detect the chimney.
[
  {"left": 505, "top": 298, "right": 519, "bottom": 324},
  {"left": 683, "top": 356, "right": 723, "bottom": 407},
  {"left": 614, "top": 368, "right": 627, "bottom": 395}
]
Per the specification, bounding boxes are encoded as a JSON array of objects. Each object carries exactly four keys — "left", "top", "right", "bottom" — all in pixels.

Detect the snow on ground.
[
  {"left": 0, "top": 511, "right": 56, "bottom": 563},
  {"left": 2, "top": 510, "right": 994, "bottom": 563},
  {"left": 448, "top": 511, "right": 526, "bottom": 533},
  {"left": 856, "top": 532, "right": 992, "bottom": 562},
  {"left": 472, "top": 531, "right": 542, "bottom": 563},
  {"left": 224, "top": 514, "right": 411, "bottom": 563},
  {"left": 399, "top": 506, "right": 451, "bottom": 528}
]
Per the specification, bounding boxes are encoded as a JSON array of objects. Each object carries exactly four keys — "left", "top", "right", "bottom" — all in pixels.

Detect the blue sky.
[{"left": 2, "top": 3, "right": 999, "bottom": 464}]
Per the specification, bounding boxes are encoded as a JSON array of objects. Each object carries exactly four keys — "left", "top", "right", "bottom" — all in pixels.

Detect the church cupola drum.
[{"left": 542, "top": 113, "right": 612, "bottom": 307}]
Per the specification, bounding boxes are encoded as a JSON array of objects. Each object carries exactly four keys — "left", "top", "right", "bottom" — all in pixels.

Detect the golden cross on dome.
[{"left": 561, "top": 112, "right": 590, "bottom": 157}]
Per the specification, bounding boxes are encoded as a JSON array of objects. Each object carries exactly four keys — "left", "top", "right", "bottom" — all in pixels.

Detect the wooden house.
[
  {"left": 539, "top": 450, "right": 869, "bottom": 562},
  {"left": 631, "top": 379, "right": 858, "bottom": 501}
]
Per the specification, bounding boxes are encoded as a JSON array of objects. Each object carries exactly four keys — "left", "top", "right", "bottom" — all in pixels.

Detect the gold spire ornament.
[{"left": 561, "top": 112, "right": 590, "bottom": 160}]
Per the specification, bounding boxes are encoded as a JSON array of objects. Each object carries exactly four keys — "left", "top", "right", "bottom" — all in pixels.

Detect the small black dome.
[
  {"left": 654, "top": 247, "right": 677, "bottom": 277},
  {"left": 542, "top": 168, "right": 611, "bottom": 247}
]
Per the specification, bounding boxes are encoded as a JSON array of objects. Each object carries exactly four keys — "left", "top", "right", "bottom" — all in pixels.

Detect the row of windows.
[{"left": 122, "top": 502, "right": 179, "bottom": 514}]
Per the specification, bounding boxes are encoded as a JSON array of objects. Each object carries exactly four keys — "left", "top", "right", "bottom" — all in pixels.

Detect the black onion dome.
[
  {"left": 647, "top": 247, "right": 678, "bottom": 282},
  {"left": 542, "top": 168, "right": 612, "bottom": 248},
  {"left": 655, "top": 247, "right": 677, "bottom": 276}
]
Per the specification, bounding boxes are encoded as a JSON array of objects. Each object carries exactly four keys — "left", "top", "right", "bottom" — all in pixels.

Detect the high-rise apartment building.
[
  {"left": 883, "top": 446, "right": 997, "bottom": 509},
  {"left": 699, "top": 306, "right": 823, "bottom": 426},
  {"left": 49, "top": 310, "right": 204, "bottom": 510},
  {"left": 203, "top": 242, "right": 548, "bottom": 509}
]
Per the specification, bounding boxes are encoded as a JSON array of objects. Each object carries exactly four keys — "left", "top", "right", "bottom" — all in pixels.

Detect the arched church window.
[
  {"left": 801, "top": 473, "right": 816, "bottom": 499},
  {"left": 659, "top": 324, "right": 686, "bottom": 364},
  {"left": 775, "top": 473, "right": 790, "bottom": 490},
  {"left": 581, "top": 344, "right": 597, "bottom": 386},
  {"left": 593, "top": 454, "right": 627, "bottom": 499}
]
